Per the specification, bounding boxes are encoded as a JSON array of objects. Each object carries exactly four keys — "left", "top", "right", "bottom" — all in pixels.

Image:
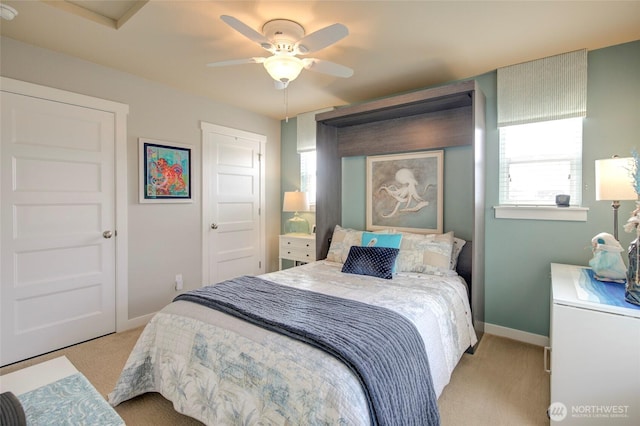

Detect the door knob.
[
  {"left": 103, "top": 230, "right": 113, "bottom": 239},
  {"left": 211, "top": 223, "right": 218, "bottom": 230}
]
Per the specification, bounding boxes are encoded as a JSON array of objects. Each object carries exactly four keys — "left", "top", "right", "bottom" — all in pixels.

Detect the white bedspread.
[{"left": 109, "top": 261, "right": 476, "bottom": 425}]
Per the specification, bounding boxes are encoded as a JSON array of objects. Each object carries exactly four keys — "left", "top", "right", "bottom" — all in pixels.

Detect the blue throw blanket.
[{"left": 174, "top": 276, "right": 440, "bottom": 426}]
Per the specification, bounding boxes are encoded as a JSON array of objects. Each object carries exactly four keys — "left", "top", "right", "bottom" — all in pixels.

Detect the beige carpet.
[{"left": 1, "top": 329, "right": 549, "bottom": 425}]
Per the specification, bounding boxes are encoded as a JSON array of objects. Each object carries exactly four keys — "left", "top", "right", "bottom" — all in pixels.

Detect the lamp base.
[
  {"left": 286, "top": 215, "right": 310, "bottom": 234},
  {"left": 611, "top": 201, "right": 620, "bottom": 241}
]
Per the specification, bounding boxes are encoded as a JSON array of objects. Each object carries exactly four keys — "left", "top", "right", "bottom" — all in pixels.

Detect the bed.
[{"left": 109, "top": 227, "right": 477, "bottom": 425}]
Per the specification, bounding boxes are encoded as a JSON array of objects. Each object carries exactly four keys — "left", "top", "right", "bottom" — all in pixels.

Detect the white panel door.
[
  {"left": 1, "top": 91, "right": 116, "bottom": 366},
  {"left": 202, "top": 123, "right": 265, "bottom": 285}
]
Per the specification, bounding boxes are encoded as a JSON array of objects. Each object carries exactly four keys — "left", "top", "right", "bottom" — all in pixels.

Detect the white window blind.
[
  {"left": 497, "top": 49, "right": 587, "bottom": 126},
  {"left": 296, "top": 107, "right": 333, "bottom": 153},
  {"left": 300, "top": 150, "right": 316, "bottom": 204},
  {"left": 297, "top": 108, "right": 332, "bottom": 204},
  {"left": 497, "top": 50, "right": 587, "bottom": 207}
]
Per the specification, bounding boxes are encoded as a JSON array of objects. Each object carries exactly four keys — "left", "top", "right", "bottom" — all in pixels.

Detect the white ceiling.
[{"left": 1, "top": 1, "right": 639, "bottom": 120}]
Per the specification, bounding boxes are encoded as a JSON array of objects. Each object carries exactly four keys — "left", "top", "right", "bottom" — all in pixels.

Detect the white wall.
[{"left": 0, "top": 37, "right": 282, "bottom": 323}]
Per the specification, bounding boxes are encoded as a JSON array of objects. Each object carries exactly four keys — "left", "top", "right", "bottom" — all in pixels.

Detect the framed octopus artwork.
[
  {"left": 366, "top": 150, "right": 443, "bottom": 234},
  {"left": 139, "top": 138, "right": 192, "bottom": 203}
]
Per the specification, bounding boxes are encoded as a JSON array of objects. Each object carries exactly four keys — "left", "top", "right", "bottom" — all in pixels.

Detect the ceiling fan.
[{"left": 207, "top": 15, "right": 353, "bottom": 89}]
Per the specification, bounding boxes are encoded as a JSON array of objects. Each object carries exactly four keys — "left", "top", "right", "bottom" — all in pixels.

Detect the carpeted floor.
[{"left": 0, "top": 329, "right": 549, "bottom": 425}]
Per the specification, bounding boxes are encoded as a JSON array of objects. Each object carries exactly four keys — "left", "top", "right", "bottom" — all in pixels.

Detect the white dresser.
[
  {"left": 548, "top": 263, "right": 640, "bottom": 425},
  {"left": 279, "top": 234, "right": 316, "bottom": 270}
]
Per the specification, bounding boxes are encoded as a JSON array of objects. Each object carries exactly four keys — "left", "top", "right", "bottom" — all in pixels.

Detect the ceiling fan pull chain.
[{"left": 284, "top": 86, "right": 289, "bottom": 122}]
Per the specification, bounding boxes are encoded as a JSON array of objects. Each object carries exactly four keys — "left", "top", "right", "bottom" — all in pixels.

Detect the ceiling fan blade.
[
  {"left": 220, "top": 15, "right": 273, "bottom": 51},
  {"left": 302, "top": 58, "right": 354, "bottom": 78},
  {"left": 206, "top": 57, "right": 266, "bottom": 68},
  {"left": 295, "top": 23, "right": 348, "bottom": 54}
]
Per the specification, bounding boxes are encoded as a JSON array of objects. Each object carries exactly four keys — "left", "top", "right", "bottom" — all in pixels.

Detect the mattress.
[{"left": 109, "top": 260, "right": 477, "bottom": 425}]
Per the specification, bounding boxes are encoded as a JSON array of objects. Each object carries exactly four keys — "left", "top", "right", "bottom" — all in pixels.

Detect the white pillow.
[
  {"left": 450, "top": 237, "right": 467, "bottom": 270},
  {"left": 395, "top": 231, "right": 455, "bottom": 274},
  {"left": 326, "top": 225, "right": 364, "bottom": 264}
]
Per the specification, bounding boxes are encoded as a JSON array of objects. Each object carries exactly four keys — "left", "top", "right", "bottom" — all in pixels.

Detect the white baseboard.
[
  {"left": 485, "top": 323, "right": 549, "bottom": 347},
  {"left": 118, "top": 312, "right": 154, "bottom": 332}
]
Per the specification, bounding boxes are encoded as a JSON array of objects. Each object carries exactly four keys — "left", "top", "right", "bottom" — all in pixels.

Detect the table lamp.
[
  {"left": 595, "top": 156, "right": 636, "bottom": 240},
  {"left": 283, "top": 191, "right": 310, "bottom": 234}
]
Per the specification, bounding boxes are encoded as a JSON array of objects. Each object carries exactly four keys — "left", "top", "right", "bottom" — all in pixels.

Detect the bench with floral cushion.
[{"left": 0, "top": 356, "right": 123, "bottom": 426}]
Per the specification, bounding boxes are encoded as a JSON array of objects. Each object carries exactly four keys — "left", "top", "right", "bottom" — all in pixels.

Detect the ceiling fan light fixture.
[
  {"left": 212, "top": 15, "right": 352, "bottom": 89},
  {"left": 0, "top": 3, "right": 18, "bottom": 21},
  {"left": 263, "top": 55, "right": 304, "bottom": 85}
]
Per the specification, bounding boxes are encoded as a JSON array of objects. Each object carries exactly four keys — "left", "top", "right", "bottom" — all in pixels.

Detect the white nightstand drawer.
[
  {"left": 279, "top": 234, "right": 316, "bottom": 268},
  {"left": 280, "top": 235, "right": 314, "bottom": 249}
]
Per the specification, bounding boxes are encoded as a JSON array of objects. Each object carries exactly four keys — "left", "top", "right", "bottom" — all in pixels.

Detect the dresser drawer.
[{"left": 549, "top": 263, "right": 640, "bottom": 425}]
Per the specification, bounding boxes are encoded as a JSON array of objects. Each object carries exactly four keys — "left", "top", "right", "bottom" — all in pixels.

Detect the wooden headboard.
[{"left": 456, "top": 240, "right": 473, "bottom": 291}]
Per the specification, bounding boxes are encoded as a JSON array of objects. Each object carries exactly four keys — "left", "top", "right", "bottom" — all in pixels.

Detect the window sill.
[{"left": 494, "top": 205, "right": 588, "bottom": 221}]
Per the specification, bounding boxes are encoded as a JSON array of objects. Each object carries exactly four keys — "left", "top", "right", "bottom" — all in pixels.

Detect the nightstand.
[
  {"left": 548, "top": 263, "right": 640, "bottom": 425},
  {"left": 279, "top": 234, "right": 316, "bottom": 270}
]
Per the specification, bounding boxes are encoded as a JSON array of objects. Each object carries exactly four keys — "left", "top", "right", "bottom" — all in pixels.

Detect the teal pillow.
[
  {"left": 361, "top": 232, "right": 402, "bottom": 273},
  {"left": 361, "top": 232, "right": 402, "bottom": 249}
]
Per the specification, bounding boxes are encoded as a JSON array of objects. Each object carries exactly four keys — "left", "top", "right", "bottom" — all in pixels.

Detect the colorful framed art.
[{"left": 139, "top": 138, "right": 192, "bottom": 203}]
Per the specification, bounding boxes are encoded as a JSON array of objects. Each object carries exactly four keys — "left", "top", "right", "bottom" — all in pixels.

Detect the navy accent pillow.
[{"left": 341, "top": 246, "right": 400, "bottom": 280}]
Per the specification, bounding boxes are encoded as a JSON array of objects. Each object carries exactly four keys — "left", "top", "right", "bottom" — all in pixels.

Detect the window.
[
  {"left": 496, "top": 49, "right": 587, "bottom": 217},
  {"left": 300, "top": 150, "right": 316, "bottom": 205},
  {"left": 499, "top": 117, "right": 583, "bottom": 205},
  {"left": 296, "top": 108, "right": 332, "bottom": 206}
]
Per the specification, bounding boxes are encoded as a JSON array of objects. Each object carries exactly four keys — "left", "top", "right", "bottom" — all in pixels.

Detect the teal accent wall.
[
  {"left": 280, "top": 116, "right": 299, "bottom": 233},
  {"left": 484, "top": 41, "right": 640, "bottom": 336},
  {"left": 280, "top": 117, "right": 315, "bottom": 233},
  {"left": 281, "top": 41, "right": 640, "bottom": 336}
]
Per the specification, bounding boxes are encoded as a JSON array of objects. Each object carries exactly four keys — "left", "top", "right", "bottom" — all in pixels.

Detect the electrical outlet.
[{"left": 175, "top": 274, "right": 183, "bottom": 291}]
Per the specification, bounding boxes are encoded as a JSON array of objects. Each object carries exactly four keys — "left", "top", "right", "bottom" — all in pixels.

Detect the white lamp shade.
[
  {"left": 283, "top": 191, "right": 309, "bottom": 212},
  {"left": 595, "top": 157, "right": 637, "bottom": 201},
  {"left": 263, "top": 55, "right": 304, "bottom": 84}
]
